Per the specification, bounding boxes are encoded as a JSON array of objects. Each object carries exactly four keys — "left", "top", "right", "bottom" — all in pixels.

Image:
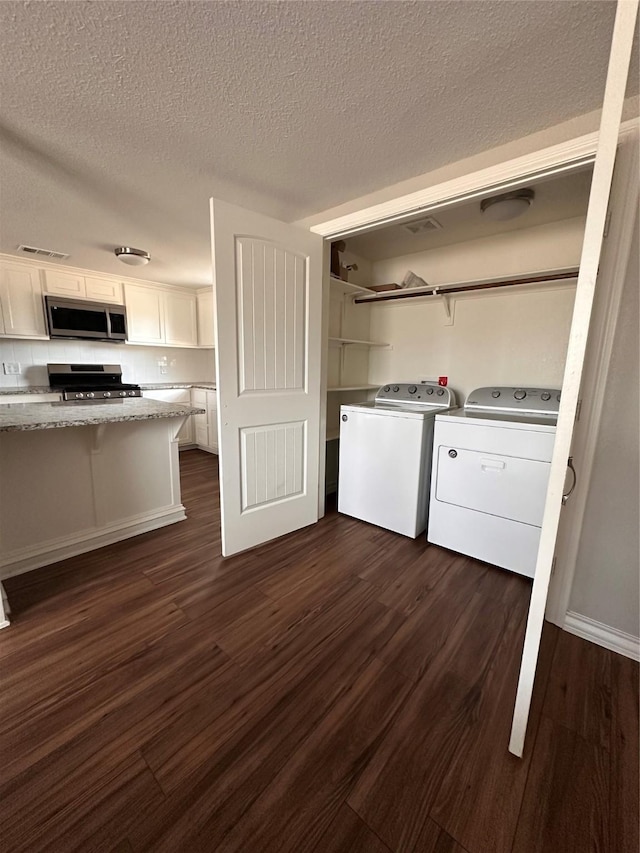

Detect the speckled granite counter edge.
[{"left": 0, "top": 400, "right": 206, "bottom": 432}]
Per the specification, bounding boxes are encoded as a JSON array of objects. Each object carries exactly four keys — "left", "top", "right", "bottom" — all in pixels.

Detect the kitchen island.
[{"left": 0, "top": 398, "right": 206, "bottom": 620}]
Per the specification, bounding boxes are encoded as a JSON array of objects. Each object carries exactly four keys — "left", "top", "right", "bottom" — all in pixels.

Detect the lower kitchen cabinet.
[
  {"left": 141, "top": 389, "right": 194, "bottom": 446},
  {"left": 191, "top": 388, "right": 218, "bottom": 453}
]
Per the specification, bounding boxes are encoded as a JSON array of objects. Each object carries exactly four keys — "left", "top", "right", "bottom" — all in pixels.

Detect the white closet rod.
[{"left": 353, "top": 268, "right": 579, "bottom": 305}]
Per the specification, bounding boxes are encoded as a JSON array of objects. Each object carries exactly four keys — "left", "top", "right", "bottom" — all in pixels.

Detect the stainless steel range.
[{"left": 47, "top": 363, "right": 142, "bottom": 402}]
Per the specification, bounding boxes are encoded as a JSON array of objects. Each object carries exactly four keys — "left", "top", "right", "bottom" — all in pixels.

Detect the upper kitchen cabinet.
[
  {"left": 164, "top": 289, "right": 198, "bottom": 347},
  {"left": 43, "top": 270, "right": 124, "bottom": 303},
  {"left": 196, "top": 287, "right": 216, "bottom": 348},
  {"left": 124, "top": 282, "right": 198, "bottom": 348},
  {"left": 0, "top": 261, "right": 48, "bottom": 338}
]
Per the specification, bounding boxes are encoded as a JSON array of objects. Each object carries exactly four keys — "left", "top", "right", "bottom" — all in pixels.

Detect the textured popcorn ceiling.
[{"left": 0, "top": 1, "right": 634, "bottom": 286}]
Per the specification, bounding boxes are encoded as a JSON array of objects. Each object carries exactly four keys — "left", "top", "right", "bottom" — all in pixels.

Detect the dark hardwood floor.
[{"left": 1, "top": 450, "right": 637, "bottom": 852}]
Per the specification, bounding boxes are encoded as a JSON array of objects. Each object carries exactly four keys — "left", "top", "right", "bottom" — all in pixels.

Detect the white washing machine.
[
  {"left": 338, "top": 382, "right": 457, "bottom": 537},
  {"left": 427, "top": 386, "right": 561, "bottom": 578}
]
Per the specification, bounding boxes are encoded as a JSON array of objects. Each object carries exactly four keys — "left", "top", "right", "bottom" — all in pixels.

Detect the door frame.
[{"left": 313, "top": 115, "right": 638, "bottom": 618}]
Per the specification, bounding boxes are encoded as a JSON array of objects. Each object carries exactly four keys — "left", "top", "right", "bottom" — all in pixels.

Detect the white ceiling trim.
[{"left": 309, "top": 124, "right": 638, "bottom": 240}]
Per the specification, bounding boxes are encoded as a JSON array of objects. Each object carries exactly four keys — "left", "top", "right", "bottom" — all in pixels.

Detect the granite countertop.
[
  {"left": 139, "top": 382, "right": 217, "bottom": 391},
  {"left": 0, "top": 382, "right": 216, "bottom": 396},
  {"left": 0, "top": 399, "right": 206, "bottom": 432}
]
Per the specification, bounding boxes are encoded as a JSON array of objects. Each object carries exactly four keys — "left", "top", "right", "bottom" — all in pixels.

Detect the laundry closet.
[{"left": 324, "top": 165, "right": 594, "bottom": 496}]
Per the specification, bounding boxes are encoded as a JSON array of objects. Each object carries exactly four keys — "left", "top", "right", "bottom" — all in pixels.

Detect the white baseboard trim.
[
  {"left": 0, "top": 505, "right": 186, "bottom": 580},
  {"left": 564, "top": 611, "right": 640, "bottom": 661}
]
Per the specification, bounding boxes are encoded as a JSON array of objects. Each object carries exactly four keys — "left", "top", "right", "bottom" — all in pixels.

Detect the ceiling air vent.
[
  {"left": 17, "top": 244, "right": 69, "bottom": 260},
  {"left": 403, "top": 216, "right": 443, "bottom": 235}
]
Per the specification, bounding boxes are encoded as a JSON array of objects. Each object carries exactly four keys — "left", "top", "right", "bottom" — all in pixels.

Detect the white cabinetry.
[
  {"left": 164, "top": 290, "right": 198, "bottom": 347},
  {"left": 0, "top": 262, "right": 47, "bottom": 339},
  {"left": 191, "top": 388, "right": 218, "bottom": 453},
  {"left": 43, "top": 270, "right": 123, "bottom": 303},
  {"left": 141, "top": 389, "right": 194, "bottom": 446},
  {"left": 124, "top": 283, "right": 198, "bottom": 348},
  {"left": 196, "top": 288, "right": 216, "bottom": 348}
]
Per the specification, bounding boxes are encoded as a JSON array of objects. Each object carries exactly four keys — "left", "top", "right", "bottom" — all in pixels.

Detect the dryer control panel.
[
  {"left": 465, "top": 386, "right": 561, "bottom": 417},
  {"left": 376, "top": 381, "right": 457, "bottom": 408}
]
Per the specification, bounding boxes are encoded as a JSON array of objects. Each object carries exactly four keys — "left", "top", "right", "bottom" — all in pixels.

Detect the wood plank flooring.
[{"left": 1, "top": 449, "right": 637, "bottom": 852}]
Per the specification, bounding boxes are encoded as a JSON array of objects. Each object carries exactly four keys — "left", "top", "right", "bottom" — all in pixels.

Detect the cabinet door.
[
  {"left": 206, "top": 389, "right": 218, "bottom": 452},
  {"left": 197, "top": 288, "right": 216, "bottom": 347},
  {"left": 191, "top": 388, "right": 209, "bottom": 447},
  {"left": 164, "top": 290, "right": 198, "bottom": 347},
  {"left": 0, "top": 263, "right": 47, "bottom": 337},
  {"left": 124, "top": 284, "right": 165, "bottom": 344},
  {"left": 85, "top": 276, "right": 123, "bottom": 304},
  {"left": 43, "top": 270, "right": 86, "bottom": 298}
]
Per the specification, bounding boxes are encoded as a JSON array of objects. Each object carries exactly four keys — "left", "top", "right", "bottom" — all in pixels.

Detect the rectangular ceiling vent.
[
  {"left": 17, "top": 244, "right": 69, "bottom": 260},
  {"left": 403, "top": 216, "right": 443, "bottom": 235}
]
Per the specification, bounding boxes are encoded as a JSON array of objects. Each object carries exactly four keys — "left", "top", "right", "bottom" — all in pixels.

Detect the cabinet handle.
[{"left": 562, "top": 457, "right": 577, "bottom": 506}]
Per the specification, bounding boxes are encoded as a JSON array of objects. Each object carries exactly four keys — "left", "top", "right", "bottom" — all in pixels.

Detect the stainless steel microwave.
[{"left": 45, "top": 296, "right": 128, "bottom": 342}]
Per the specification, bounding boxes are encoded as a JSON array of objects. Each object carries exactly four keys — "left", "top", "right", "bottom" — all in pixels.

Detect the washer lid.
[{"left": 340, "top": 401, "right": 440, "bottom": 419}]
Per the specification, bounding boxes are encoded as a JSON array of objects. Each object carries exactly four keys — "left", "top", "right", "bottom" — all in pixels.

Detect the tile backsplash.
[{"left": 0, "top": 339, "right": 216, "bottom": 388}]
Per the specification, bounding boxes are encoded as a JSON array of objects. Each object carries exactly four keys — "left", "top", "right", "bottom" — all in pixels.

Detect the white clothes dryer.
[
  {"left": 427, "top": 386, "right": 561, "bottom": 577},
  {"left": 338, "top": 382, "right": 457, "bottom": 537}
]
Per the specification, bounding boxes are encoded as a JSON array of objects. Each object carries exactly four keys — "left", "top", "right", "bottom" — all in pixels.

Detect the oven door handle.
[{"left": 562, "top": 456, "right": 577, "bottom": 506}]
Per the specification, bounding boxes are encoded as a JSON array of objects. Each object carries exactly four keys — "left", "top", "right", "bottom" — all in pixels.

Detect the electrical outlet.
[{"left": 3, "top": 362, "right": 20, "bottom": 375}]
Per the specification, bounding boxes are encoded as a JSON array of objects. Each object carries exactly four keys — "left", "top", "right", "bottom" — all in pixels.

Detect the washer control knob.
[
  {"left": 556, "top": 393, "right": 561, "bottom": 402},
  {"left": 104, "top": 391, "right": 111, "bottom": 398},
  {"left": 448, "top": 449, "right": 458, "bottom": 458},
  {"left": 408, "top": 385, "right": 417, "bottom": 394},
  {"left": 383, "top": 386, "right": 390, "bottom": 392},
  {"left": 426, "top": 387, "right": 434, "bottom": 395},
  {"left": 129, "top": 391, "right": 136, "bottom": 396},
  {"left": 437, "top": 389, "right": 444, "bottom": 396},
  {"left": 341, "top": 414, "right": 348, "bottom": 422},
  {"left": 76, "top": 393, "right": 84, "bottom": 399},
  {"left": 119, "top": 391, "right": 127, "bottom": 397},
  {"left": 86, "top": 392, "right": 95, "bottom": 399},
  {"left": 392, "top": 385, "right": 399, "bottom": 392},
  {"left": 514, "top": 389, "right": 526, "bottom": 400},
  {"left": 491, "top": 390, "right": 501, "bottom": 398},
  {"left": 541, "top": 392, "right": 551, "bottom": 401}
]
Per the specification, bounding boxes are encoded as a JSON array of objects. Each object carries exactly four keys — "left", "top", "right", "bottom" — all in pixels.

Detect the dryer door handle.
[
  {"left": 562, "top": 457, "right": 577, "bottom": 505},
  {"left": 480, "top": 458, "right": 505, "bottom": 472}
]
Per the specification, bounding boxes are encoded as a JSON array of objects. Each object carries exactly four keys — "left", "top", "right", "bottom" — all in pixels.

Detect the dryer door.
[{"left": 435, "top": 446, "right": 550, "bottom": 527}]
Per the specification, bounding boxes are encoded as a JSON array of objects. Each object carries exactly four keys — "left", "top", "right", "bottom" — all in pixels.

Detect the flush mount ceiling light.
[
  {"left": 480, "top": 188, "right": 535, "bottom": 222},
  {"left": 114, "top": 246, "right": 150, "bottom": 266}
]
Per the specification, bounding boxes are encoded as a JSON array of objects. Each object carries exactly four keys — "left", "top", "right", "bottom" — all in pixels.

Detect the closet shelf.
[
  {"left": 329, "top": 275, "right": 374, "bottom": 296},
  {"left": 353, "top": 267, "right": 579, "bottom": 305},
  {"left": 328, "top": 337, "right": 389, "bottom": 347},
  {"left": 327, "top": 384, "right": 379, "bottom": 392}
]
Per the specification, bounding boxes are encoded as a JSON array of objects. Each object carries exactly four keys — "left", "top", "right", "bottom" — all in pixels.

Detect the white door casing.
[
  {"left": 210, "top": 198, "right": 323, "bottom": 557},
  {"left": 508, "top": 0, "right": 639, "bottom": 757}
]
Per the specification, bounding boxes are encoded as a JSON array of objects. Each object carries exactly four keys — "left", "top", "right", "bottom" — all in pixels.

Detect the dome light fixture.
[
  {"left": 114, "top": 246, "right": 150, "bottom": 266},
  {"left": 480, "top": 188, "right": 535, "bottom": 222}
]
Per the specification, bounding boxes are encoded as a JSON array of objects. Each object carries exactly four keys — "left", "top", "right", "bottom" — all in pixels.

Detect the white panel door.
[
  {"left": 164, "top": 290, "right": 198, "bottom": 347},
  {"left": 210, "top": 198, "right": 323, "bottom": 556},
  {"left": 0, "top": 263, "right": 47, "bottom": 338},
  {"left": 509, "top": 0, "right": 638, "bottom": 757}
]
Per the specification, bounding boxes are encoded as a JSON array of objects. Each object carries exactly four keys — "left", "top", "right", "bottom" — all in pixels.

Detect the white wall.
[
  {"left": 568, "top": 224, "right": 639, "bottom": 639},
  {"left": 367, "top": 217, "right": 583, "bottom": 400},
  {"left": 0, "top": 338, "right": 215, "bottom": 389}
]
